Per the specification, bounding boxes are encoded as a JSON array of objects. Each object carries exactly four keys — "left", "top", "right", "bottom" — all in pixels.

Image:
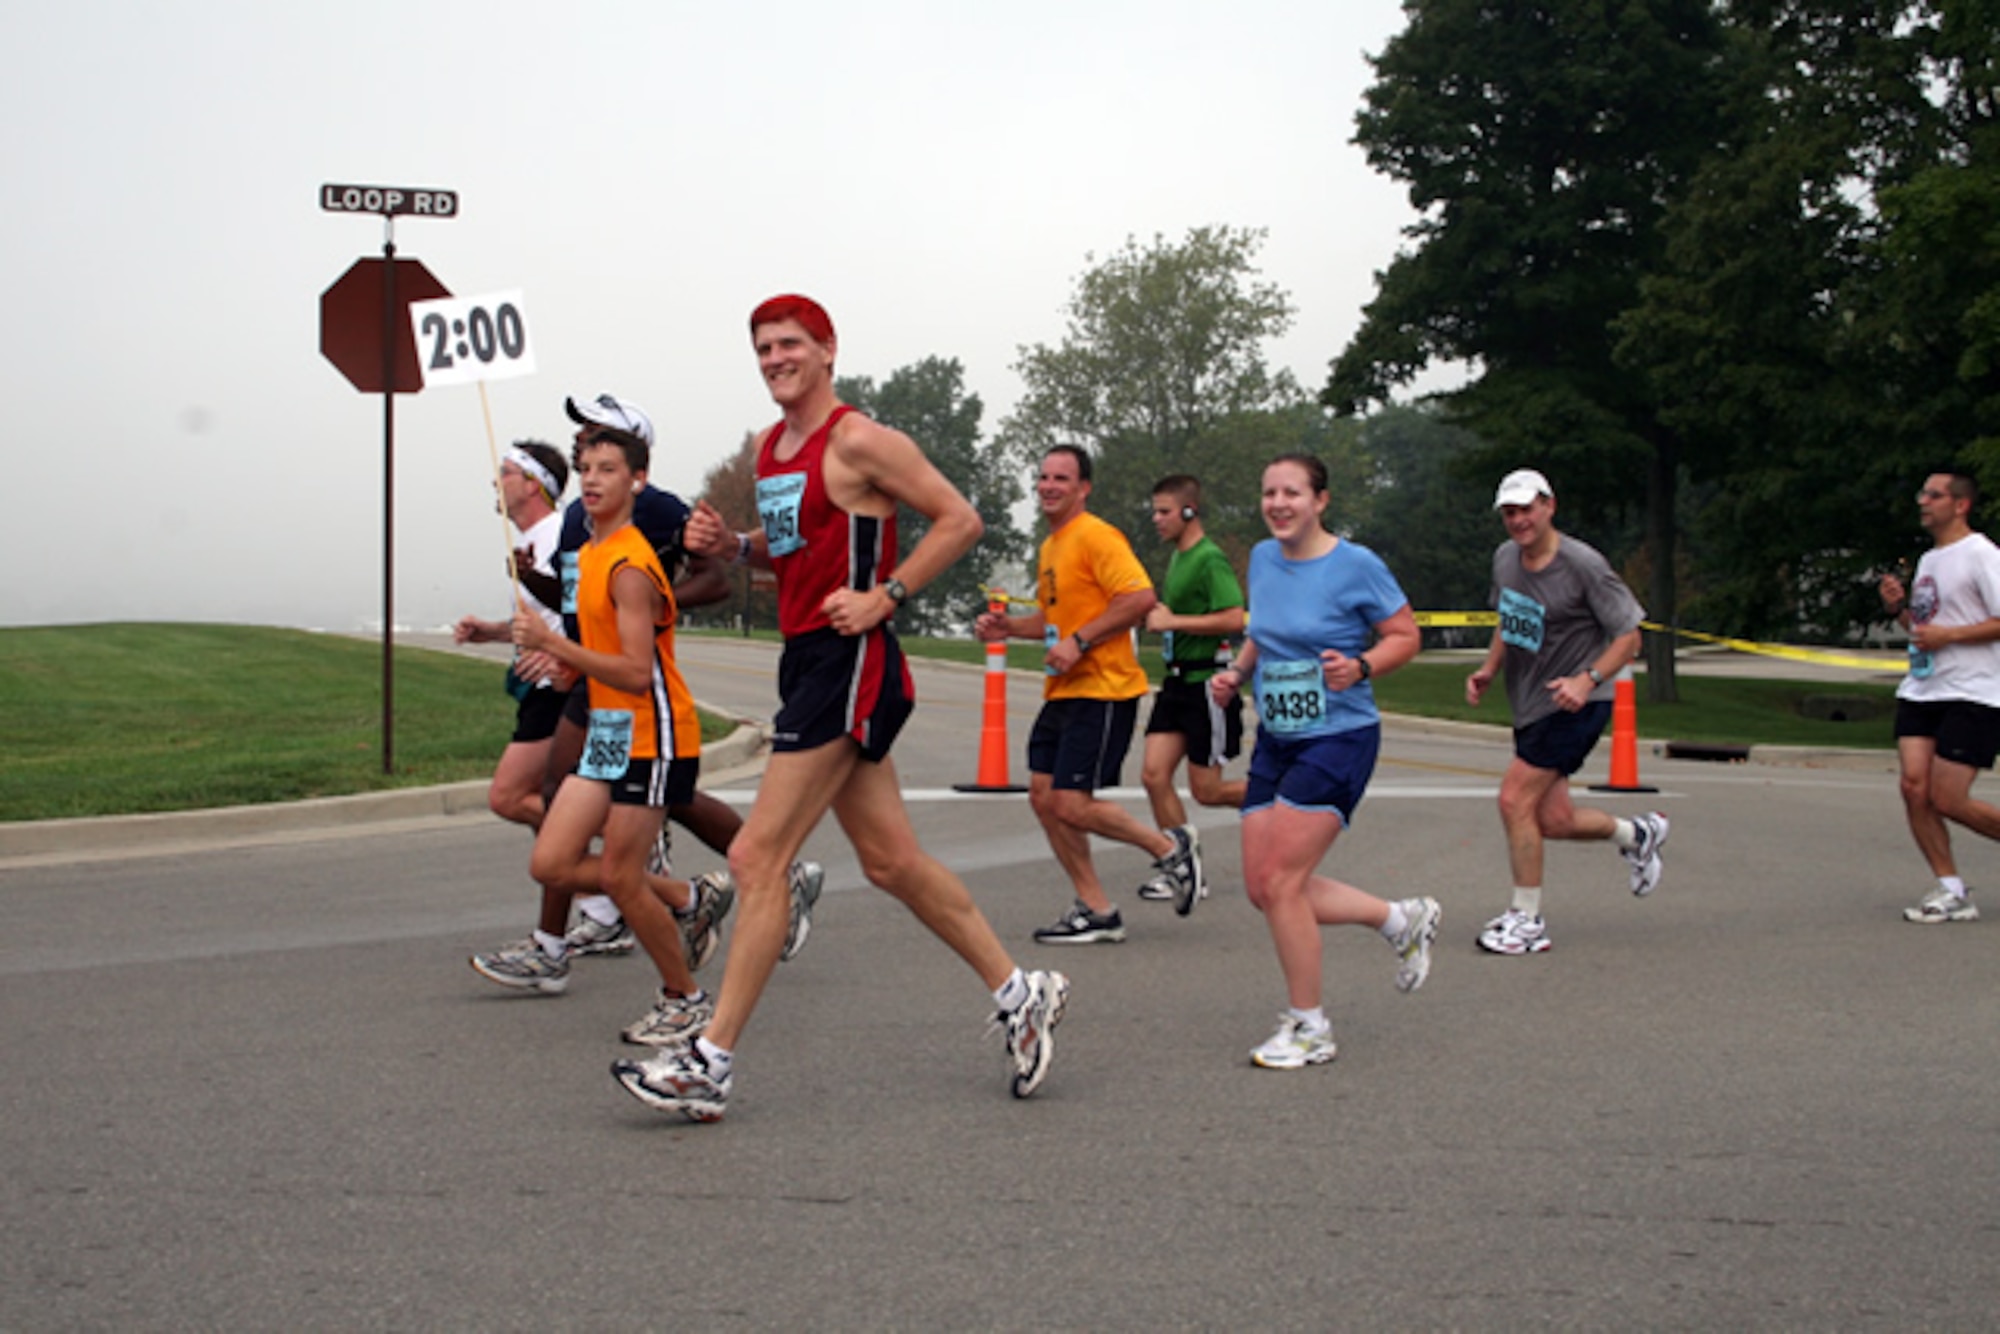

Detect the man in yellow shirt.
[{"left": 975, "top": 445, "right": 1204, "bottom": 943}]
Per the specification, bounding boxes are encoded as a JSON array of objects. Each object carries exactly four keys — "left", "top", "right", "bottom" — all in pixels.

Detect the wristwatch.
[
  {"left": 1585, "top": 665, "right": 1606, "bottom": 685},
  {"left": 1355, "top": 655, "right": 1372, "bottom": 681},
  {"left": 883, "top": 577, "right": 909, "bottom": 607},
  {"left": 1073, "top": 631, "right": 1091, "bottom": 654}
]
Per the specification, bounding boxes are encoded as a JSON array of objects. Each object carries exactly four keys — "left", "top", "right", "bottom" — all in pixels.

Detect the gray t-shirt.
[{"left": 1491, "top": 535, "right": 1645, "bottom": 728}]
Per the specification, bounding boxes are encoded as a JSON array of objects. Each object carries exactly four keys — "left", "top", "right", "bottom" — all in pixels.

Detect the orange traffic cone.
[
  {"left": 954, "top": 596, "right": 1027, "bottom": 794},
  {"left": 1590, "top": 675, "right": 1658, "bottom": 793}
]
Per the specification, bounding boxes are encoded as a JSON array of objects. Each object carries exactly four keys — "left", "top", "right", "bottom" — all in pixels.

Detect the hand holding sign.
[{"left": 408, "top": 290, "right": 536, "bottom": 386}]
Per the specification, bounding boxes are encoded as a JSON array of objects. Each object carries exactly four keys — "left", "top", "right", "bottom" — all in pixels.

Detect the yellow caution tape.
[
  {"left": 1411, "top": 611, "right": 1902, "bottom": 671},
  {"left": 1639, "top": 623, "right": 1903, "bottom": 672}
]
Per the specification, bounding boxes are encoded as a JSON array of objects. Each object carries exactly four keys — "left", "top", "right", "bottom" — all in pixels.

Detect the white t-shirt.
[
  {"left": 1898, "top": 531, "right": 2000, "bottom": 706},
  {"left": 518, "top": 510, "right": 564, "bottom": 636}
]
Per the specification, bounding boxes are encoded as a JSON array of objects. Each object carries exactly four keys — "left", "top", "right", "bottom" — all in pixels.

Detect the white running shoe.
[
  {"left": 1391, "top": 896, "right": 1442, "bottom": 993},
  {"left": 993, "top": 969, "right": 1071, "bottom": 1098},
  {"left": 1135, "top": 873, "right": 1176, "bottom": 902},
  {"left": 565, "top": 914, "right": 636, "bottom": 957},
  {"left": 1904, "top": 887, "right": 1980, "bottom": 924},
  {"left": 645, "top": 822, "right": 674, "bottom": 878},
  {"left": 1623, "top": 812, "right": 1670, "bottom": 896},
  {"left": 1478, "top": 908, "right": 1551, "bottom": 955},
  {"left": 1251, "top": 1015, "right": 1338, "bottom": 1069},
  {"left": 469, "top": 939, "right": 570, "bottom": 994},
  {"left": 620, "top": 989, "right": 714, "bottom": 1047},
  {"left": 612, "top": 1043, "right": 730, "bottom": 1122},
  {"left": 679, "top": 872, "right": 735, "bottom": 972},
  {"left": 781, "top": 861, "right": 824, "bottom": 962}
]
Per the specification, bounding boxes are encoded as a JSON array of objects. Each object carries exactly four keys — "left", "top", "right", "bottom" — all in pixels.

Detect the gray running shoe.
[
  {"left": 1623, "top": 811, "right": 1670, "bottom": 896},
  {"left": 1034, "top": 901, "right": 1126, "bottom": 944},
  {"left": 1391, "top": 896, "right": 1442, "bottom": 993},
  {"left": 1158, "top": 824, "right": 1207, "bottom": 917},
  {"left": 565, "top": 914, "right": 636, "bottom": 957},
  {"left": 1905, "top": 887, "right": 1979, "bottom": 924},
  {"left": 620, "top": 989, "right": 714, "bottom": 1047},
  {"left": 612, "top": 1043, "right": 730, "bottom": 1122},
  {"left": 679, "top": 872, "right": 736, "bottom": 972},
  {"left": 994, "top": 969, "right": 1070, "bottom": 1098},
  {"left": 469, "top": 939, "right": 570, "bottom": 994},
  {"left": 781, "top": 861, "right": 824, "bottom": 962},
  {"left": 1251, "top": 1015, "right": 1337, "bottom": 1069}
]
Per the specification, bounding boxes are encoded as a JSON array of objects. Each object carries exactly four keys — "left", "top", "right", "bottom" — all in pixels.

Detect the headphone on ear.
[{"left": 1181, "top": 505, "right": 1197, "bottom": 522}]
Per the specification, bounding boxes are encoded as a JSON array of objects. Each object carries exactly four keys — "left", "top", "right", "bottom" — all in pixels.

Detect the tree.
[
  {"left": 696, "top": 431, "right": 776, "bottom": 633},
  {"left": 1614, "top": 0, "right": 2000, "bottom": 639},
  {"left": 999, "top": 225, "right": 1348, "bottom": 586},
  {"left": 1346, "top": 406, "right": 1496, "bottom": 628},
  {"left": 1328, "top": 0, "right": 1731, "bottom": 699},
  {"left": 837, "top": 358, "right": 1027, "bottom": 635}
]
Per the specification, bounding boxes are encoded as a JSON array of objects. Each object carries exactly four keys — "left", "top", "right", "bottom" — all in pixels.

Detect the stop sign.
[{"left": 320, "top": 258, "right": 451, "bottom": 393}]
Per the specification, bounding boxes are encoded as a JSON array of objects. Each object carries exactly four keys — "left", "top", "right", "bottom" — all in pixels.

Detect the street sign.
[
  {"left": 320, "top": 182, "right": 459, "bottom": 217},
  {"left": 319, "top": 258, "right": 451, "bottom": 393},
  {"left": 408, "top": 290, "right": 537, "bottom": 386}
]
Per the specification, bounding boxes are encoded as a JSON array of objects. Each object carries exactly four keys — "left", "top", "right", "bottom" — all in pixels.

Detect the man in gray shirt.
[{"left": 1464, "top": 469, "right": 1669, "bottom": 955}]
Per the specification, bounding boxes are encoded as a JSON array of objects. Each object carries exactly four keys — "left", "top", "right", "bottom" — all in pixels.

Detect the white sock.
[
  {"left": 993, "top": 968, "right": 1029, "bottom": 1012},
  {"left": 577, "top": 895, "right": 620, "bottom": 926},
  {"left": 1380, "top": 901, "right": 1409, "bottom": 942},
  {"left": 1288, "top": 1006, "right": 1329, "bottom": 1033},
  {"left": 1512, "top": 887, "right": 1542, "bottom": 919},
  {"left": 1941, "top": 876, "right": 1968, "bottom": 898},
  {"left": 695, "top": 1036, "right": 733, "bottom": 1078},
  {"left": 532, "top": 929, "right": 567, "bottom": 958},
  {"left": 1612, "top": 818, "right": 1639, "bottom": 851}
]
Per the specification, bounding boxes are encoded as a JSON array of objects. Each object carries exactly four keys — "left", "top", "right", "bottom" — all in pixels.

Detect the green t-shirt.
[{"left": 1159, "top": 535, "right": 1245, "bottom": 675}]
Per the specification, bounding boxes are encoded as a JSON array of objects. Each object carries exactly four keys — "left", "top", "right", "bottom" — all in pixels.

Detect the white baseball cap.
[
  {"left": 1493, "top": 468, "right": 1554, "bottom": 509},
  {"left": 565, "top": 393, "right": 655, "bottom": 447}
]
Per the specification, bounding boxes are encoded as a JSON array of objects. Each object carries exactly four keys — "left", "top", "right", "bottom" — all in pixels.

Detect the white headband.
[{"left": 505, "top": 448, "right": 560, "bottom": 504}]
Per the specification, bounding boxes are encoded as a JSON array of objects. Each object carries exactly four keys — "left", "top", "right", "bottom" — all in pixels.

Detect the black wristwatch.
[
  {"left": 883, "top": 577, "right": 909, "bottom": 607},
  {"left": 1355, "top": 655, "right": 1372, "bottom": 681},
  {"left": 1073, "top": 631, "right": 1091, "bottom": 654}
]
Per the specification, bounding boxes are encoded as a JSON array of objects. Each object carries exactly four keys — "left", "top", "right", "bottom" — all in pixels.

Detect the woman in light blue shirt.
[{"left": 1209, "top": 454, "right": 1440, "bottom": 1070}]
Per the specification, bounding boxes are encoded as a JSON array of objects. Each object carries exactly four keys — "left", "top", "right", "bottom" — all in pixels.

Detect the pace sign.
[
  {"left": 320, "top": 182, "right": 459, "bottom": 218},
  {"left": 407, "top": 291, "right": 537, "bottom": 386}
]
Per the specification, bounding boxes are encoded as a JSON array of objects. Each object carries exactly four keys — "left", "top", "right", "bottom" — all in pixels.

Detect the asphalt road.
[{"left": 2, "top": 638, "right": 1995, "bottom": 1330}]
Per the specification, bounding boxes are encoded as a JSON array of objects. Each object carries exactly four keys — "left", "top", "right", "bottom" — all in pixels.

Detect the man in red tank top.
[{"left": 611, "top": 295, "right": 1069, "bottom": 1122}]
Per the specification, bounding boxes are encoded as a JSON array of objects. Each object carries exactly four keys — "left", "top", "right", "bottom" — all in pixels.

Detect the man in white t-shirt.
[
  {"left": 454, "top": 440, "right": 576, "bottom": 829},
  {"left": 1878, "top": 469, "right": 2000, "bottom": 924}
]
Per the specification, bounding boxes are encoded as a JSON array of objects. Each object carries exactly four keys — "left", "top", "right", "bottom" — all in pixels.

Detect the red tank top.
[{"left": 755, "top": 405, "right": 898, "bottom": 637}]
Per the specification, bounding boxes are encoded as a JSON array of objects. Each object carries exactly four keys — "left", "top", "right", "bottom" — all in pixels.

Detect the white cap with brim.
[
  {"left": 1494, "top": 468, "right": 1554, "bottom": 509},
  {"left": 566, "top": 393, "right": 656, "bottom": 447}
]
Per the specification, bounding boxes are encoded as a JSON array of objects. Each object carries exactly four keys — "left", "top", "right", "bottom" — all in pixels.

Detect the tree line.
[{"left": 696, "top": 1, "right": 1997, "bottom": 698}]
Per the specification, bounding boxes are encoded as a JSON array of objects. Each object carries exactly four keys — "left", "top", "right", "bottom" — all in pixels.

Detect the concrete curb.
[{"left": 0, "top": 717, "right": 768, "bottom": 866}]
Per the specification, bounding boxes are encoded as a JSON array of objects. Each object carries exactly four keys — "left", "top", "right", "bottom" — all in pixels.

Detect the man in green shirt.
[{"left": 1138, "top": 475, "right": 1247, "bottom": 916}]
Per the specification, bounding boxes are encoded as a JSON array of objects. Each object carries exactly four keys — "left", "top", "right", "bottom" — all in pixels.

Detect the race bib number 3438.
[{"left": 1257, "top": 659, "right": 1325, "bottom": 736}]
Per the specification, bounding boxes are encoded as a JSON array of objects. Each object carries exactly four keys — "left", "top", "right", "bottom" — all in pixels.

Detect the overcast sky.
[{"left": 3, "top": 0, "right": 1426, "bottom": 632}]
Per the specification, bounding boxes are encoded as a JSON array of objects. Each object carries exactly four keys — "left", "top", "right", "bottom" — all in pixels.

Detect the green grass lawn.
[
  {"left": 0, "top": 624, "right": 736, "bottom": 822},
  {"left": 1, "top": 624, "right": 1895, "bottom": 822}
]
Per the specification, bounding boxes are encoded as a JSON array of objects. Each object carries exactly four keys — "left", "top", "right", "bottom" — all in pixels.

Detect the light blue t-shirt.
[{"left": 1246, "top": 537, "right": 1408, "bottom": 739}]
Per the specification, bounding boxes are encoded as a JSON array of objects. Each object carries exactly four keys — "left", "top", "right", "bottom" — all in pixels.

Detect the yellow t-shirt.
[{"left": 1037, "top": 511, "right": 1153, "bottom": 702}]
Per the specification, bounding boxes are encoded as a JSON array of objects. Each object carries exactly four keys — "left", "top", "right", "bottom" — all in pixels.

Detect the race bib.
[
  {"left": 580, "top": 709, "right": 634, "bottom": 780},
  {"left": 756, "top": 473, "right": 808, "bottom": 557},
  {"left": 1498, "top": 587, "right": 1545, "bottom": 652},
  {"left": 1257, "top": 659, "right": 1325, "bottom": 736}
]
